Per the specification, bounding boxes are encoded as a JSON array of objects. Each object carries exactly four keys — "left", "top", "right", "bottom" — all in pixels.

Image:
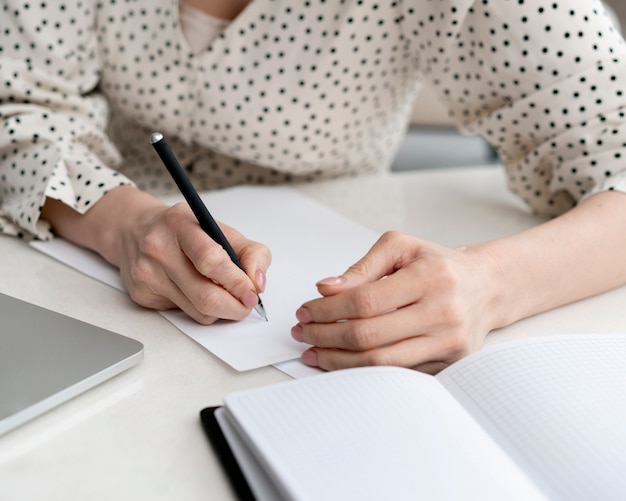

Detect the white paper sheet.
[{"left": 31, "top": 186, "right": 379, "bottom": 371}]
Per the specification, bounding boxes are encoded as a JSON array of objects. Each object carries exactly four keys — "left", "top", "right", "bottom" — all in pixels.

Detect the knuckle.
[
  {"left": 193, "top": 314, "right": 219, "bottom": 326},
  {"left": 345, "top": 259, "right": 370, "bottom": 279},
  {"left": 196, "top": 245, "right": 229, "bottom": 276},
  {"left": 166, "top": 202, "right": 190, "bottom": 221},
  {"left": 128, "top": 257, "right": 155, "bottom": 289},
  {"left": 316, "top": 352, "right": 344, "bottom": 372},
  {"left": 438, "top": 302, "right": 465, "bottom": 328},
  {"left": 249, "top": 240, "right": 272, "bottom": 261},
  {"left": 363, "top": 349, "right": 396, "bottom": 367},
  {"left": 127, "top": 285, "right": 166, "bottom": 310},
  {"left": 379, "top": 230, "right": 403, "bottom": 245},
  {"left": 350, "top": 287, "right": 380, "bottom": 317},
  {"left": 301, "top": 324, "right": 323, "bottom": 347},
  {"left": 138, "top": 230, "right": 163, "bottom": 260},
  {"left": 430, "top": 257, "right": 460, "bottom": 289},
  {"left": 343, "top": 321, "right": 378, "bottom": 350},
  {"left": 140, "top": 204, "right": 187, "bottom": 257},
  {"left": 441, "top": 330, "right": 473, "bottom": 359},
  {"left": 379, "top": 230, "right": 415, "bottom": 250},
  {"left": 194, "top": 288, "right": 225, "bottom": 317},
  {"left": 126, "top": 287, "right": 147, "bottom": 307},
  {"left": 193, "top": 288, "right": 249, "bottom": 322}
]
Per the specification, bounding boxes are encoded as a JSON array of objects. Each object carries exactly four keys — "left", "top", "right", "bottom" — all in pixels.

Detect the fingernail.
[
  {"left": 242, "top": 291, "right": 258, "bottom": 309},
  {"left": 301, "top": 349, "right": 318, "bottom": 367},
  {"left": 291, "top": 325, "right": 304, "bottom": 342},
  {"left": 316, "top": 276, "right": 345, "bottom": 286},
  {"left": 295, "top": 306, "right": 313, "bottom": 324},
  {"left": 256, "top": 268, "right": 267, "bottom": 292}
]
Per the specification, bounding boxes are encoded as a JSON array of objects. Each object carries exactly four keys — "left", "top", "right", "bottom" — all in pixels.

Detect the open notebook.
[
  {"left": 0, "top": 293, "right": 143, "bottom": 435},
  {"left": 202, "top": 334, "right": 626, "bottom": 501}
]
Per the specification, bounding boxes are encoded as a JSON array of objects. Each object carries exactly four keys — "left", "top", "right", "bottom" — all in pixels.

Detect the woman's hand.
[
  {"left": 42, "top": 185, "right": 271, "bottom": 324},
  {"left": 117, "top": 200, "right": 270, "bottom": 324},
  {"left": 290, "top": 231, "right": 501, "bottom": 373},
  {"left": 291, "top": 191, "right": 626, "bottom": 373}
]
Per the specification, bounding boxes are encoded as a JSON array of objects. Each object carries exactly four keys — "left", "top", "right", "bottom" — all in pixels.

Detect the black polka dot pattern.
[
  {"left": 1, "top": 0, "right": 626, "bottom": 240},
  {"left": 414, "top": 0, "right": 626, "bottom": 214}
]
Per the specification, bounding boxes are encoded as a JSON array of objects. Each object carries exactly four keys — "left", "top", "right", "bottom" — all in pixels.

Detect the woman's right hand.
[{"left": 42, "top": 185, "right": 271, "bottom": 324}]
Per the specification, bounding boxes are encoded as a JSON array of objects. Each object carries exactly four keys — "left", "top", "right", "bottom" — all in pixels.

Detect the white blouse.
[{"left": 1, "top": 0, "right": 626, "bottom": 239}]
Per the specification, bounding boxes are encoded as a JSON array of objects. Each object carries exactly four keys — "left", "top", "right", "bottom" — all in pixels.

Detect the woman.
[{"left": 1, "top": 0, "right": 625, "bottom": 372}]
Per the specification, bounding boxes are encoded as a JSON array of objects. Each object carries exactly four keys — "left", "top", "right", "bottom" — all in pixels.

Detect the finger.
[
  {"left": 298, "top": 265, "right": 424, "bottom": 324},
  {"left": 127, "top": 232, "right": 253, "bottom": 321},
  {"left": 223, "top": 224, "right": 272, "bottom": 292},
  {"left": 153, "top": 278, "right": 221, "bottom": 325},
  {"left": 315, "top": 231, "right": 420, "bottom": 296},
  {"left": 301, "top": 333, "right": 467, "bottom": 371},
  {"left": 122, "top": 264, "right": 219, "bottom": 323},
  {"left": 177, "top": 223, "right": 259, "bottom": 307},
  {"left": 167, "top": 253, "right": 256, "bottom": 320},
  {"left": 125, "top": 256, "right": 250, "bottom": 323},
  {"left": 412, "top": 360, "right": 453, "bottom": 376},
  {"left": 293, "top": 301, "right": 430, "bottom": 351}
]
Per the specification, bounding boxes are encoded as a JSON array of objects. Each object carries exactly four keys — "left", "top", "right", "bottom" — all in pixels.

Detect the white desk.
[{"left": 1, "top": 166, "right": 625, "bottom": 501}]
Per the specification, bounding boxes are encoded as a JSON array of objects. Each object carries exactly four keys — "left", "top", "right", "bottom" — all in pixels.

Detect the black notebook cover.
[{"left": 200, "top": 407, "right": 256, "bottom": 501}]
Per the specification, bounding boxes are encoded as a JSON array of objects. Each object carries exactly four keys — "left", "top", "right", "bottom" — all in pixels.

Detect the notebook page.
[
  {"left": 223, "top": 367, "right": 546, "bottom": 501},
  {"left": 437, "top": 334, "right": 626, "bottom": 501}
]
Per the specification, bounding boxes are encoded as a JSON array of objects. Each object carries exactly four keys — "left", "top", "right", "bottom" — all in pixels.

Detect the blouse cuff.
[{"left": 1, "top": 135, "right": 134, "bottom": 240}]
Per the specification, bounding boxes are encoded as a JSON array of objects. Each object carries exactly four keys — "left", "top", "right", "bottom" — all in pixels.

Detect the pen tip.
[
  {"left": 255, "top": 302, "right": 268, "bottom": 321},
  {"left": 150, "top": 132, "right": 164, "bottom": 144}
]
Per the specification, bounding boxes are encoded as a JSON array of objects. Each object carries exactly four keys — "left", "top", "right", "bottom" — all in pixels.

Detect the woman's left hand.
[{"left": 291, "top": 231, "right": 503, "bottom": 374}]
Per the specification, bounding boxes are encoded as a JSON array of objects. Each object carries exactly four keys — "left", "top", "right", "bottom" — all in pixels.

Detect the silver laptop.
[{"left": 0, "top": 292, "right": 144, "bottom": 435}]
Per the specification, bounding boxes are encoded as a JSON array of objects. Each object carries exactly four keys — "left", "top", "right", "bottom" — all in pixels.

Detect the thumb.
[
  {"left": 315, "top": 261, "right": 374, "bottom": 297},
  {"left": 316, "top": 232, "right": 406, "bottom": 296}
]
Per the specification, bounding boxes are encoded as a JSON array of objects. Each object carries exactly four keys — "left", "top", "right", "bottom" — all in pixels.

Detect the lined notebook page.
[
  {"left": 223, "top": 367, "right": 546, "bottom": 501},
  {"left": 438, "top": 334, "right": 626, "bottom": 501}
]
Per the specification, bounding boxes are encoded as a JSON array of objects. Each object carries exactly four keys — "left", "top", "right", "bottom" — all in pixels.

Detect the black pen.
[{"left": 150, "top": 132, "right": 268, "bottom": 321}]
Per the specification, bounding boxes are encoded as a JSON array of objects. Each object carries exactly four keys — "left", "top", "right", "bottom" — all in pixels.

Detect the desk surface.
[{"left": 1, "top": 166, "right": 625, "bottom": 501}]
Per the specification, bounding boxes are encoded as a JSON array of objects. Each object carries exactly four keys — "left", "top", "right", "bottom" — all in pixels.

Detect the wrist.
[
  {"left": 43, "top": 186, "right": 166, "bottom": 268},
  {"left": 459, "top": 241, "right": 525, "bottom": 331},
  {"left": 91, "top": 186, "right": 166, "bottom": 267}
]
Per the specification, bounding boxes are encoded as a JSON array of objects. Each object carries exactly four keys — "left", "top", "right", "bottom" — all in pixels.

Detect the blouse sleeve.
[
  {"left": 0, "top": 1, "right": 133, "bottom": 240},
  {"left": 409, "top": 0, "right": 626, "bottom": 216}
]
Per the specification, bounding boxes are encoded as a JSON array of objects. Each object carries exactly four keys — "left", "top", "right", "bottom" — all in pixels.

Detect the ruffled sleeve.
[
  {"left": 0, "top": 1, "right": 133, "bottom": 239},
  {"left": 409, "top": 0, "right": 626, "bottom": 215}
]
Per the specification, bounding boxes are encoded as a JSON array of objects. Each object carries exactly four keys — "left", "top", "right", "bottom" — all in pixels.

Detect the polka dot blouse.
[{"left": 1, "top": 0, "right": 626, "bottom": 240}]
